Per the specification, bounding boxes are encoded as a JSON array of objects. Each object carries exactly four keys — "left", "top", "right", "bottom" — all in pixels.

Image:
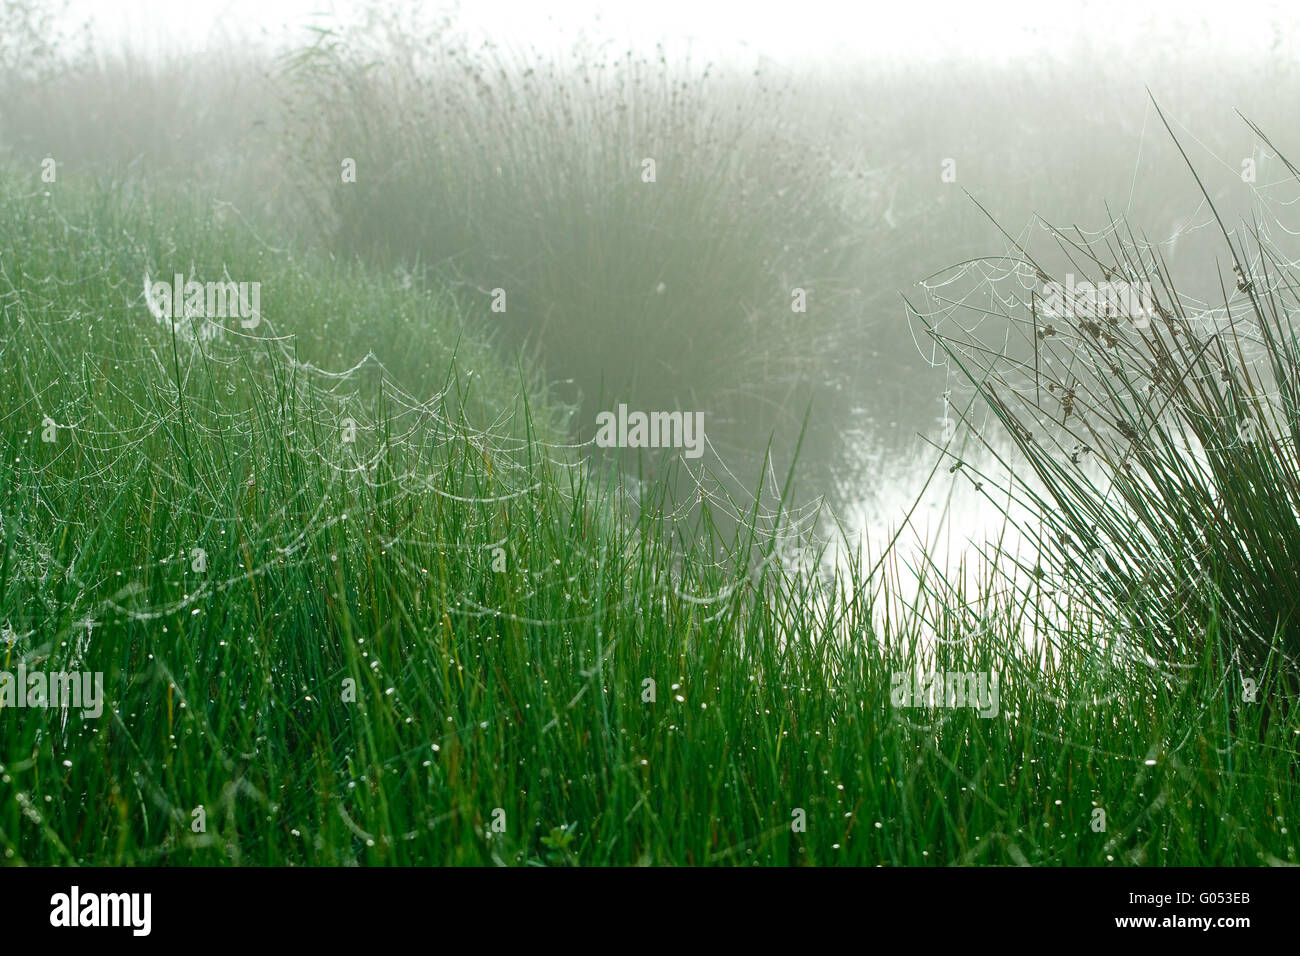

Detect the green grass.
[
  {"left": 920, "top": 104, "right": 1300, "bottom": 712},
  {"left": 0, "top": 171, "right": 1296, "bottom": 866}
]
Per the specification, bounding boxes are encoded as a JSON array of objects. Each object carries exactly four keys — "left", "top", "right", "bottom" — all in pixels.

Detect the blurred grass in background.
[{"left": 5, "top": 0, "right": 1297, "bottom": 498}]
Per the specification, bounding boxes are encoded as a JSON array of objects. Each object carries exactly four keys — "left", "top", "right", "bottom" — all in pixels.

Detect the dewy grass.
[
  {"left": 0, "top": 170, "right": 1296, "bottom": 866},
  {"left": 919, "top": 106, "right": 1300, "bottom": 718}
]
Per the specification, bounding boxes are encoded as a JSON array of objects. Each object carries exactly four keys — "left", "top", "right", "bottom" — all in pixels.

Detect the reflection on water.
[
  {"left": 830, "top": 417, "right": 1041, "bottom": 610},
  {"left": 827, "top": 402, "right": 1138, "bottom": 660}
]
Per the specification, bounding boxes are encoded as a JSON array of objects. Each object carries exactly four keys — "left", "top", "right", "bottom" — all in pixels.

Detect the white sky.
[{"left": 60, "top": 0, "right": 1296, "bottom": 68}]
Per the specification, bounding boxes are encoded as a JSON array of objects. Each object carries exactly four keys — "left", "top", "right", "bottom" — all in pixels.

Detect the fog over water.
[{"left": 27, "top": 0, "right": 1300, "bottom": 580}]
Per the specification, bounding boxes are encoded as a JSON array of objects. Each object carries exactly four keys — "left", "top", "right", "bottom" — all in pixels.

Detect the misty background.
[{"left": 4, "top": 0, "right": 1298, "bottom": 567}]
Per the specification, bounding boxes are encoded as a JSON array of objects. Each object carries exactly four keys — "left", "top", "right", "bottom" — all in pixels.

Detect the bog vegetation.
[{"left": 0, "top": 2, "right": 1296, "bottom": 865}]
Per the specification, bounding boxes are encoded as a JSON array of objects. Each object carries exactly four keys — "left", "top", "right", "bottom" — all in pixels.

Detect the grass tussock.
[{"left": 921, "top": 104, "right": 1300, "bottom": 718}]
